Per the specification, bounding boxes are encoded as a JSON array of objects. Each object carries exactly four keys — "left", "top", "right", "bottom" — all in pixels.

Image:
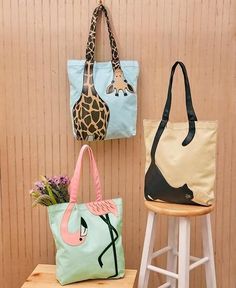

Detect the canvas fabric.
[
  {"left": 144, "top": 62, "right": 217, "bottom": 206},
  {"left": 68, "top": 4, "right": 139, "bottom": 141},
  {"left": 48, "top": 145, "right": 125, "bottom": 285}
]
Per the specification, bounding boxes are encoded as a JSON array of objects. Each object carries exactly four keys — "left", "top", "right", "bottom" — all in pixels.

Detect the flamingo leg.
[
  {"left": 105, "top": 214, "right": 118, "bottom": 278},
  {"left": 97, "top": 225, "right": 118, "bottom": 267},
  {"left": 98, "top": 214, "right": 119, "bottom": 278}
]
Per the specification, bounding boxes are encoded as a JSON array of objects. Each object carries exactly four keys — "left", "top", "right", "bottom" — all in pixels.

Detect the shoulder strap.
[
  {"left": 162, "top": 61, "right": 197, "bottom": 146},
  {"left": 162, "top": 61, "right": 197, "bottom": 123},
  {"left": 151, "top": 62, "right": 198, "bottom": 162},
  {"left": 85, "top": 4, "right": 121, "bottom": 71},
  {"left": 69, "top": 145, "right": 102, "bottom": 203}
]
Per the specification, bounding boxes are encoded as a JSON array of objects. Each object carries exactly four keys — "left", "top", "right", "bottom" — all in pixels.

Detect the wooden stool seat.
[
  {"left": 145, "top": 201, "right": 214, "bottom": 217},
  {"left": 21, "top": 265, "right": 137, "bottom": 288}
]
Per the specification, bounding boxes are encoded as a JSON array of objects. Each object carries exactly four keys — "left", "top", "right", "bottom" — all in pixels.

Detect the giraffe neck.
[
  {"left": 82, "top": 61, "right": 98, "bottom": 99},
  {"left": 84, "top": 62, "right": 93, "bottom": 90}
]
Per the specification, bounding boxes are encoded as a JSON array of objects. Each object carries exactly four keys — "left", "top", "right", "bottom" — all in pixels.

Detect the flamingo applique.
[
  {"left": 60, "top": 203, "right": 88, "bottom": 246},
  {"left": 86, "top": 200, "right": 119, "bottom": 278},
  {"left": 61, "top": 200, "right": 119, "bottom": 278},
  {"left": 86, "top": 200, "right": 118, "bottom": 216}
]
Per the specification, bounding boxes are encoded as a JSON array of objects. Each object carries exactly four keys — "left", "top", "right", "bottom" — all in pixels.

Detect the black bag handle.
[
  {"left": 85, "top": 4, "right": 121, "bottom": 71},
  {"left": 163, "top": 61, "right": 197, "bottom": 146},
  {"left": 150, "top": 62, "right": 197, "bottom": 161},
  {"left": 162, "top": 61, "right": 197, "bottom": 122}
]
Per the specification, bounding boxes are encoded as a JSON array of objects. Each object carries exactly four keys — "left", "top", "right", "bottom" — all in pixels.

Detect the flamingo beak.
[{"left": 80, "top": 217, "right": 88, "bottom": 237}]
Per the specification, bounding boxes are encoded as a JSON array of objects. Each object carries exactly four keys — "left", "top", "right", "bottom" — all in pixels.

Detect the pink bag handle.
[
  {"left": 60, "top": 145, "right": 102, "bottom": 246},
  {"left": 69, "top": 144, "right": 102, "bottom": 203}
]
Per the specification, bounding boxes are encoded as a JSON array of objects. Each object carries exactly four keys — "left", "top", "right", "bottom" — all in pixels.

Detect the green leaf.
[
  {"left": 40, "top": 176, "right": 57, "bottom": 204},
  {"left": 32, "top": 194, "right": 54, "bottom": 207},
  {"left": 46, "top": 184, "right": 57, "bottom": 204}
]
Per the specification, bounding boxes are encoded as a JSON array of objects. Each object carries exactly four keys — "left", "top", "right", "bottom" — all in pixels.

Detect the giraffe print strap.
[{"left": 85, "top": 4, "right": 121, "bottom": 71}]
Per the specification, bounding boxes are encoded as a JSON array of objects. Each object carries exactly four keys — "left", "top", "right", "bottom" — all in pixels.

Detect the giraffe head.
[{"left": 106, "top": 68, "right": 135, "bottom": 96}]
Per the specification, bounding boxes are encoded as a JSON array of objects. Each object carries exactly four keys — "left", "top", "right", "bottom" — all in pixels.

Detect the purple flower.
[
  {"left": 47, "top": 176, "right": 70, "bottom": 188},
  {"left": 59, "top": 176, "right": 70, "bottom": 186},
  {"left": 34, "top": 181, "right": 45, "bottom": 191},
  {"left": 30, "top": 175, "right": 70, "bottom": 207},
  {"left": 48, "top": 177, "right": 56, "bottom": 186}
]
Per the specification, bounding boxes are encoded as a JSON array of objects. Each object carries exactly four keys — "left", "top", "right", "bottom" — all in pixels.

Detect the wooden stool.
[
  {"left": 138, "top": 201, "right": 217, "bottom": 288},
  {"left": 21, "top": 264, "right": 137, "bottom": 288}
]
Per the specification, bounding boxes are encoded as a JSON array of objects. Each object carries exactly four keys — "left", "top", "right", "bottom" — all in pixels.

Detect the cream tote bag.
[{"left": 144, "top": 61, "right": 217, "bottom": 206}]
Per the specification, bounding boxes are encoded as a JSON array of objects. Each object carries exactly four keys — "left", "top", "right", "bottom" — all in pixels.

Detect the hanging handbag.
[
  {"left": 144, "top": 61, "right": 217, "bottom": 206},
  {"left": 68, "top": 4, "right": 139, "bottom": 141},
  {"left": 48, "top": 145, "right": 125, "bottom": 285}
]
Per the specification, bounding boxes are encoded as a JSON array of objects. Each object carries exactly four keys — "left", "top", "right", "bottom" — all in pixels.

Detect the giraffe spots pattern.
[
  {"left": 85, "top": 5, "right": 121, "bottom": 71},
  {"left": 72, "top": 4, "right": 136, "bottom": 141},
  {"left": 72, "top": 92, "right": 110, "bottom": 141}
]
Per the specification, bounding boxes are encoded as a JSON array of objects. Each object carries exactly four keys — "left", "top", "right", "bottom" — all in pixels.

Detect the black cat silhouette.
[
  {"left": 145, "top": 160, "right": 195, "bottom": 204},
  {"left": 145, "top": 118, "right": 197, "bottom": 204}
]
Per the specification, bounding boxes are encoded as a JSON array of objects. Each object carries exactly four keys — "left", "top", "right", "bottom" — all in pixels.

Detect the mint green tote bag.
[
  {"left": 68, "top": 4, "right": 139, "bottom": 141},
  {"left": 48, "top": 145, "right": 125, "bottom": 285}
]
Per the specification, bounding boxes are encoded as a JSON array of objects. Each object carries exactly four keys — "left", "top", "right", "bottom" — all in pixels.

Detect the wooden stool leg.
[
  {"left": 201, "top": 214, "right": 217, "bottom": 288},
  {"left": 178, "top": 217, "right": 190, "bottom": 288},
  {"left": 138, "top": 211, "right": 157, "bottom": 288},
  {"left": 166, "top": 217, "right": 178, "bottom": 288}
]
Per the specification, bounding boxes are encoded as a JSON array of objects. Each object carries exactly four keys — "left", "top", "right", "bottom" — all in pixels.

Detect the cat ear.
[
  {"left": 127, "top": 83, "right": 135, "bottom": 93},
  {"left": 106, "top": 84, "right": 114, "bottom": 94}
]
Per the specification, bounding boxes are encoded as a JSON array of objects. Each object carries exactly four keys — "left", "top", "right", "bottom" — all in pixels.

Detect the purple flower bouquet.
[{"left": 30, "top": 176, "right": 70, "bottom": 207}]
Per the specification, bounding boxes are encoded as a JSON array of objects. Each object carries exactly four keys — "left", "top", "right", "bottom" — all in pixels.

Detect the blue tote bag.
[{"left": 68, "top": 4, "right": 139, "bottom": 141}]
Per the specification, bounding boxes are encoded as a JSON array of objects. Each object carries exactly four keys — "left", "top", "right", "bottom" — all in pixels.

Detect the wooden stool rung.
[
  {"left": 147, "top": 265, "right": 178, "bottom": 279},
  {"left": 173, "top": 251, "right": 201, "bottom": 262},
  {"left": 158, "top": 282, "right": 171, "bottom": 288},
  {"left": 151, "top": 246, "right": 171, "bottom": 259},
  {"left": 189, "top": 255, "right": 201, "bottom": 262},
  {"left": 152, "top": 246, "right": 208, "bottom": 272},
  {"left": 189, "top": 256, "right": 209, "bottom": 271}
]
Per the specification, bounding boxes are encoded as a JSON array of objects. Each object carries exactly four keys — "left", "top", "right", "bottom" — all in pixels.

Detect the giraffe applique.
[
  {"left": 106, "top": 68, "right": 135, "bottom": 96},
  {"left": 100, "top": 5, "right": 135, "bottom": 97},
  {"left": 72, "top": 4, "right": 135, "bottom": 141},
  {"left": 72, "top": 62, "right": 110, "bottom": 141},
  {"left": 85, "top": 4, "right": 135, "bottom": 97}
]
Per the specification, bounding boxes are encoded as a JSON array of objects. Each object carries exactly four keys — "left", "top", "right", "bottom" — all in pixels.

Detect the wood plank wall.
[{"left": 0, "top": 0, "right": 235, "bottom": 287}]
